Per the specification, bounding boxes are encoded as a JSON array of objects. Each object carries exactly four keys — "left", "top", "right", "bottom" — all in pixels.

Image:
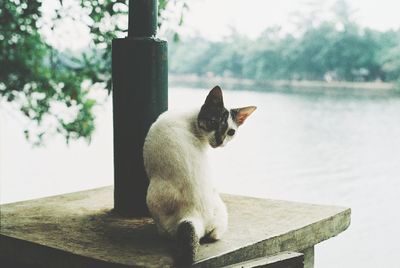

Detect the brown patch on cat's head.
[{"left": 197, "top": 86, "right": 229, "bottom": 147}]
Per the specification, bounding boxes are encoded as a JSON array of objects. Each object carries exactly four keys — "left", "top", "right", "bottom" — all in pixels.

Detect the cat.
[{"left": 143, "top": 86, "right": 256, "bottom": 265}]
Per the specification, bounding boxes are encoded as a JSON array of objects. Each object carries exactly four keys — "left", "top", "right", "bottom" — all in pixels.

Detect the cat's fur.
[{"left": 143, "top": 86, "right": 256, "bottom": 265}]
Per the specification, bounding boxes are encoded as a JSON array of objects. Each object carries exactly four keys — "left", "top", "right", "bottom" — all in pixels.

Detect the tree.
[
  {"left": 0, "top": 0, "right": 187, "bottom": 145},
  {"left": 378, "top": 31, "right": 400, "bottom": 81},
  {"left": 168, "top": 0, "right": 400, "bottom": 84}
]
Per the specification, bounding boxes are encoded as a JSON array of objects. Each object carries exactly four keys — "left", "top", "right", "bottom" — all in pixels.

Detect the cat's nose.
[{"left": 227, "top": 129, "right": 235, "bottom": 136}]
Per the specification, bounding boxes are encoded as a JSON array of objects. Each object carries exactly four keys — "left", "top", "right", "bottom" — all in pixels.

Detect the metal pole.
[
  {"left": 128, "top": 0, "right": 157, "bottom": 37},
  {"left": 112, "top": 0, "right": 168, "bottom": 216}
]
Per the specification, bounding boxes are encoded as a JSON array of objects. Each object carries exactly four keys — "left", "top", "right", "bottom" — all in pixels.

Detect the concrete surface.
[
  {"left": 301, "top": 247, "right": 314, "bottom": 268},
  {"left": 223, "top": 252, "right": 304, "bottom": 268},
  {"left": 0, "top": 186, "right": 350, "bottom": 267}
]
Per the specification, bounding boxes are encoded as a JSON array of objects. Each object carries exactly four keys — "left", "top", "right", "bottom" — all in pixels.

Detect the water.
[{"left": 1, "top": 86, "right": 400, "bottom": 267}]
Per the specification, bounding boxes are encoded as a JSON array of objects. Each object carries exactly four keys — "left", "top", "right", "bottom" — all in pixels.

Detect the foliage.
[
  {"left": 0, "top": 0, "right": 187, "bottom": 145},
  {"left": 0, "top": 0, "right": 95, "bottom": 145},
  {"left": 169, "top": 10, "right": 400, "bottom": 83}
]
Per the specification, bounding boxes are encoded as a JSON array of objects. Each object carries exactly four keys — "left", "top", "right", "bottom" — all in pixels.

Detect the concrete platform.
[{"left": 0, "top": 186, "right": 350, "bottom": 267}]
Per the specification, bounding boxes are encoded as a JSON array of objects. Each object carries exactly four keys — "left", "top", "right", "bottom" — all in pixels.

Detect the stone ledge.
[
  {"left": 0, "top": 186, "right": 350, "bottom": 267},
  {"left": 223, "top": 252, "right": 304, "bottom": 268}
]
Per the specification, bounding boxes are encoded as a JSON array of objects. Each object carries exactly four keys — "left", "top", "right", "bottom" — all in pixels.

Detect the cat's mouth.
[
  {"left": 210, "top": 140, "right": 224, "bottom": 148},
  {"left": 210, "top": 143, "right": 219, "bottom": 148}
]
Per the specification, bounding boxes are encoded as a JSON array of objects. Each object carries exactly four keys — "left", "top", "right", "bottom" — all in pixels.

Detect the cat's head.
[{"left": 197, "top": 86, "right": 256, "bottom": 148}]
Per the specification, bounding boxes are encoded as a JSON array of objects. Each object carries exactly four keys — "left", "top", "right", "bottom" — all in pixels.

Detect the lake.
[{"left": 1, "top": 85, "right": 400, "bottom": 267}]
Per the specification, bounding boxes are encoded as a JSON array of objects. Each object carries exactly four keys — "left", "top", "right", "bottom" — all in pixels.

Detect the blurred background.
[{"left": 1, "top": 0, "right": 399, "bottom": 267}]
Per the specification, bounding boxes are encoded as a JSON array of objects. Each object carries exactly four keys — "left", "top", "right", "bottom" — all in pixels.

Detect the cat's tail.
[{"left": 175, "top": 220, "right": 200, "bottom": 266}]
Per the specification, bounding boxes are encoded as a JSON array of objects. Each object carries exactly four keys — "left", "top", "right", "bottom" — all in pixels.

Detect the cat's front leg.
[{"left": 207, "top": 195, "right": 228, "bottom": 241}]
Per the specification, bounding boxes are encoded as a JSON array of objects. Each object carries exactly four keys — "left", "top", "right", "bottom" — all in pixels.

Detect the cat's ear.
[
  {"left": 204, "top": 86, "right": 224, "bottom": 106},
  {"left": 231, "top": 106, "right": 257, "bottom": 126}
]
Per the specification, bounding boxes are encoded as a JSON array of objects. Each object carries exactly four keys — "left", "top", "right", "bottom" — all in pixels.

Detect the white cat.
[{"left": 143, "top": 86, "right": 256, "bottom": 265}]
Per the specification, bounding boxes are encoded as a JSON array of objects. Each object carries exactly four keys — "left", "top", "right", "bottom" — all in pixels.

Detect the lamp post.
[{"left": 112, "top": 0, "right": 168, "bottom": 216}]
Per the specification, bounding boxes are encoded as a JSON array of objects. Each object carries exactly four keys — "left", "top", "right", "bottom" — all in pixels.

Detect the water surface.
[{"left": 1, "top": 86, "right": 399, "bottom": 267}]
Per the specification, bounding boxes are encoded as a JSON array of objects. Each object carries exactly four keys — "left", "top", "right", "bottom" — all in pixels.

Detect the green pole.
[{"left": 112, "top": 0, "right": 168, "bottom": 216}]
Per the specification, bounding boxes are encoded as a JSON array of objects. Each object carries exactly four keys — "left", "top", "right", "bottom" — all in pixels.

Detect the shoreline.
[{"left": 169, "top": 74, "right": 398, "bottom": 91}]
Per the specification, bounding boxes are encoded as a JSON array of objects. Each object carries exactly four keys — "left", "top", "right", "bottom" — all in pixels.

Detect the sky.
[
  {"left": 177, "top": 0, "right": 400, "bottom": 40},
  {"left": 42, "top": 0, "right": 400, "bottom": 51}
]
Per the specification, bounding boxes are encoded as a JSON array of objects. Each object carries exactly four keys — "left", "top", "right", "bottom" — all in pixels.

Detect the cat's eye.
[
  {"left": 223, "top": 111, "right": 229, "bottom": 120},
  {"left": 227, "top": 129, "right": 235, "bottom": 136}
]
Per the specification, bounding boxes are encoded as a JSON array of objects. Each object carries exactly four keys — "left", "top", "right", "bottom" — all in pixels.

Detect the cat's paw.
[
  {"left": 200, "top": 228, "right": 224, "bottom": 244},
  {"left": 206, "top": 228, "right": 223, "bottom": 241}
]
